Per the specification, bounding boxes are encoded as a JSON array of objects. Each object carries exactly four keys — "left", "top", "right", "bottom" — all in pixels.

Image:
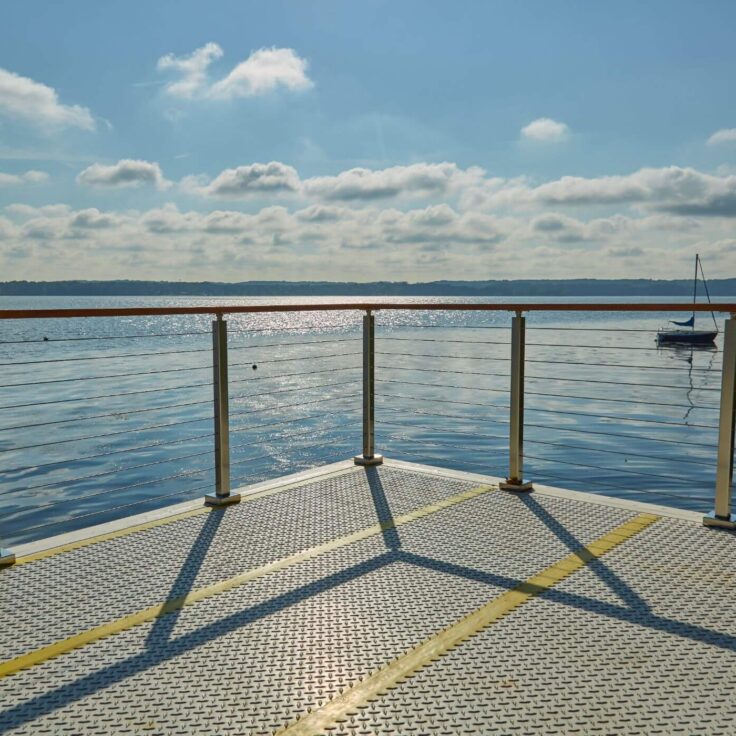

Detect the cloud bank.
[
  {"left": 3, "top": 188, "right": 733, "bottom": 282},
  {"left": 181, "top": 161, "right": 485, "bottom": 202},
  {"left": 463, "top": 166, "right": 736, "bottom": 217},
  {"left": 71, "top": 158, "right": 736, "bottom": 220},
  {"left": 1, "top": 158, "right": 729, "bottom": 280}
]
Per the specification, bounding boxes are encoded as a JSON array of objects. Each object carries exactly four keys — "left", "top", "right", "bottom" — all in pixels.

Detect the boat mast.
[
  {"left": 691, "top": 253, "right": 698, "bottom": 331},
  {"left": 697, "top": 253, "right": 720, "bottom": 333}
]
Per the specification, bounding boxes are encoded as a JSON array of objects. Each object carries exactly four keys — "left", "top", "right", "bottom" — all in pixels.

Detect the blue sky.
[{"left": 1, "top": 0, "right": 735, "bottom": 281}]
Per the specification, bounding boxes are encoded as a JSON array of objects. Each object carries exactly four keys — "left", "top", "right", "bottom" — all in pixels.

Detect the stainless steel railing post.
[
  {"left": 500, "top": 312, "right": 532, "bottom": 491},
  {"left": 704, "top": 316, "right": 736, "bottom": 529},
  {"left": 0, "top": 545, "right": 14, "bottom": 567},
  {"left": 355, "top": 310, "right": 383, "bottom": 466},
  {"left": 205, "top": 314, "right": 240, "bottom": 506}
]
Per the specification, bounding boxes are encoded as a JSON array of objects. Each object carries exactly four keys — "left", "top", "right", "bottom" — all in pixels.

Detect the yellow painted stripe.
[
  {"left": 277, "top": 512, "right": 660, "bottom": 736},
  {"left": 15, "top": 507, "right": 212, "bottom": 565},
  {"left": 0, "top": 483, "right": 494, "bottom": 678},
  {"left": 14, "top": 466, "right": 359, "bottom": 566}
]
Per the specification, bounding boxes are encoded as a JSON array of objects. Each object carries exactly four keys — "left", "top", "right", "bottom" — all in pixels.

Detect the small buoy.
[{"left": 252, "top": 364, "right": 257, "bottom": 370}]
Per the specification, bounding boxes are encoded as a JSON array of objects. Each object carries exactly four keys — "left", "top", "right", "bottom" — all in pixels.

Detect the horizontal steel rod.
[{"left": 1, "top": 302, "right": 735, "bottom": 319}]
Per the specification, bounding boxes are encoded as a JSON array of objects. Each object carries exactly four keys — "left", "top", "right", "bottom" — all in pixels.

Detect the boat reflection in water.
[{"left": 656, "top": 340, "right": 719, "bottom": 424}]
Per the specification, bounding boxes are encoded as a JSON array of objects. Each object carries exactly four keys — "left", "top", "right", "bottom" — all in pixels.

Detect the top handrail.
[{"left": 0, "top": 302, "right": 735, "bottom": 319}]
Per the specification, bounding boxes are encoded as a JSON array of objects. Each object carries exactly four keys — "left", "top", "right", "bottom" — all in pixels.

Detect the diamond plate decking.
[{"left": 1, "top": 459, "right": 734, "bottom": 735}]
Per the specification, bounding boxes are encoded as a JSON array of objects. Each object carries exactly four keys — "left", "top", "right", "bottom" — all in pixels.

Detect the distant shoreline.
[{"left": 2, "top": 278, "right": 736, "bottom": 297}]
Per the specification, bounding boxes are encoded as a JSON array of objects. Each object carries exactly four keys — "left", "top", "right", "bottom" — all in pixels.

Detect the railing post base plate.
[
  {"left": 204, "top": 493, "right": 241, "bottom": 507},
  {"left": 354, "top": 454, "right": 384, "bottom": 467},
  {"left": 703, "top": 511, "right": 736, "bottom": 530},
  {"left": 500, "top": 480, "right": 533, "bottom": 492},
  {"left": 0, "top": 549, "right": 15, "bottom": 567}
]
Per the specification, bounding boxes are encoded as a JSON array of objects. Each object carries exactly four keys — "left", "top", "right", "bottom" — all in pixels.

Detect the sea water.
[{"left": 0, "top": 295, "right": 728, "bottom": 545}]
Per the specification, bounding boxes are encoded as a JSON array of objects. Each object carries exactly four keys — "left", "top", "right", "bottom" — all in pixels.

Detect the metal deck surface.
[{"left": 0, "top": 460, "right": 734, "bottom": 735}]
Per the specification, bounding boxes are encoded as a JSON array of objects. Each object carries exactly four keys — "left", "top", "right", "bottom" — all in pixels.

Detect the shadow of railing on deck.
[
  {"left": 145, "top": 508, "right": 226, "bottom": 646},
  {"left": 365, "top": 466, "right": 401, "bottom": 551},
  {"left": 2, "top": 467, "right": 735, "bottom": 732},
  {"left": 518, "top": 492, "right": 651, "bottom": 612}
]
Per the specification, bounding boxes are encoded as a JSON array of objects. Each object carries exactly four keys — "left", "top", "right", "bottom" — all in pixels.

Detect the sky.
[{"left": 0, "top": 0, "right": 735, "bottom": 282}]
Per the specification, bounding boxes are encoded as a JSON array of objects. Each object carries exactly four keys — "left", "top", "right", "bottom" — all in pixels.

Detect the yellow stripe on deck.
[
  {"left": 15, "top": 507, "right": 212, "bottom": 565},
  {"left": 14, "top": 466, "right": 359, "bottom": 565},
  {"left": 276, "top": 512, "right": 661, "bottom": 736},
  {"left": 0, "top": 483, "right": 495, "bottom": 678}
]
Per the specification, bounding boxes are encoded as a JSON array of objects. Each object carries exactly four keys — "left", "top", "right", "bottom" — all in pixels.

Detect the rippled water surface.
[{"left": 0, "top": 295, "right": 731, "bottom": 545}]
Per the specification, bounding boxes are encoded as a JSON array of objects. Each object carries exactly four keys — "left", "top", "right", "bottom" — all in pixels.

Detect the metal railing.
[{"left": 1, "top": 301, "right": 735, "bottom": 565}]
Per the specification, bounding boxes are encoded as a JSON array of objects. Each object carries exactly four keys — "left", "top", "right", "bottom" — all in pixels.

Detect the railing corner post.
[
  {"left": 500, "top": 311, "right": 533, "bottom": 492},
  {"left": 0, "top": 547, "right": 15, "bottom": 568},
  {"left": 704, "top": 316, "right": 736, "bottom": 529},
  {"left": 355, "top": 309, "right": 383, "bottom": 467},
  {"left": 205, "top": 314, "right": 241, "bottom": 506}
]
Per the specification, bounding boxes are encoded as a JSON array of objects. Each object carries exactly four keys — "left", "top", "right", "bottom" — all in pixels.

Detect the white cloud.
[
  {"left": 374, "top": 205, "right": 507, "bottom": 247},
  {"left": 465, "top": 166, "right": 736, "bottom": 217},
  {"left": 5, "top": 203, "right": 70, "bottom": 218},
  {"left": 294, "top": 204, "right": 349, "bottom": 222},
  {"left": 0, "top": 68, "right": 95, "bottom": 130},
  {"left": 77, "top": 159, "right": 170, "bottom": 190},
  {"left": 22, "top": 170, "right": 49, "bottom": 183},
  {"left": 69, "top": 208, "right": 120, "bottom": 229},
  {"left": 210, "top": 47, "right": 313, "bottom": 98},
  {"left": 157, "top": 44, "right": 313, "bottom": 100},
  {"left": 21, "top": 216, "right": 67, "bottom": 240},
  {"left": 4, "top": 205, "right": 120, "bottom": 241},
  {"left": 534, "top": 174, "right": 648, "bottom": 205},
  {"left": 531, "top": 213, "right": 585, "bottom": 242},
  {"left": 203, "top": 209, "right": 255, "bottom": 234},
  {"left": 607, "top": 245, "right": 644, "bottom": 257},
  {"left": 0, "top": 217, "right": 17, "bottom": 240},
  {"left": 157, "top": 43, "right": 224, "bottom": 98},
  {"left": 520, "top": 117, "right": 569, "bottom": 143},
  {"left": 549, "top": 167, "right": 736, "bottom": 216},
  {"left": 0, "top": 170, "right": 49, "bottom": 186},
  {"left": 184, "top": 162, "right": 300, "bottom": 198},
  {"left": 707, "top": 128, "right": 736, "bottom": 146},
  {"left": 303, "top": 163, "right": 485, "bottom": 201},
  {"left": 141, "top": 203, "right": 200, "bottom": 233},
  {"left": 185, "top": 161, "right": 485, "bottom": 202}
]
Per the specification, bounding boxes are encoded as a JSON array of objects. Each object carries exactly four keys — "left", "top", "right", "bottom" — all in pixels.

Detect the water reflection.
[
  {"left": 656, "top": 342, "right": 719, "bottom": 423},
  {"left": 1, "top": 295, "right": 733, "bottom": 544}
]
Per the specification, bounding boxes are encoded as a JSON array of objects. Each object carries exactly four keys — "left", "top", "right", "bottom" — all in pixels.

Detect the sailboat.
[{"left": 656, "top": 254, "right": 719, "bottom": 345}]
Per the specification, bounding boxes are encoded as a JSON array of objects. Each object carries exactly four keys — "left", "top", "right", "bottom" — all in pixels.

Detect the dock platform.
[{"left": 1, "top": 459, "right": 735, "bottom": 735}]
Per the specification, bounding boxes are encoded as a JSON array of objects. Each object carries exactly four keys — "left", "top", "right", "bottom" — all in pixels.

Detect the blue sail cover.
[{"left": 670, "top": 315, "right": 695, "bottom": 327}]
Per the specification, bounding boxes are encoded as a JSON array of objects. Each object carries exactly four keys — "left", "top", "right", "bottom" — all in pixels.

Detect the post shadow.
[
  {"left": 394, "top": 548, "right": 736, "bottom": 650},
  {"left": 364, "top": 466, "right": 401, "bottom": 551},
  {"left": 145, "top": 507, "right": 226, "bottom": 646},
  {"left": 516, "top": 492, "right": 651, "bottom": 612}
]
